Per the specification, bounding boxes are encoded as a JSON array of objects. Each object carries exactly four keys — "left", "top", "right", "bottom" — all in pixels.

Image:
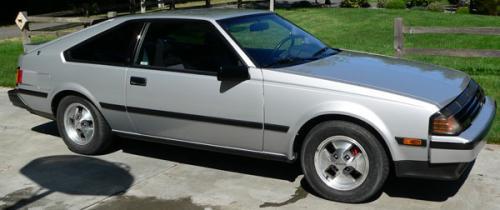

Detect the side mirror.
[{"left": 217, "top": 66, "right": 250, "bottom": 81}]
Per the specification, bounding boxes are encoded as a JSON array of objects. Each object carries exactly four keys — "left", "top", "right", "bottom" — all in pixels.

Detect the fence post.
[
  {"left": 107, "top": 11, "right": 117, "bottom": 19},
  {"left": 170, "top": 0, "right": 176, "bottom": 10},
  {"left": 205, "top": 0, "right": 211, "bottom": 7},
  {"left": 130, "top": 0, "right": 136, "bottom": 14},
  {"left": 158, "top": 0, "right": 165, "bottom": 8},
  {"left": 394, "top": 17, "right": 404, "bottom": 58},
  {"left": 140, "top": 0, "right": 146, "bottom": 13},
  {"left": 270, "top": 0, "right": 274, "bottom": 11},
  {"left": 22, "top": 24, "right": 30, "bottom": 45},
  {"left": 237, "top": 0, "right": 242, "bottom": 8}
]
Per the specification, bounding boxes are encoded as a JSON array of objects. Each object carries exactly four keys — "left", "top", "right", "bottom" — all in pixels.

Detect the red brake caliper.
[{"left": 350, "top": 147, "right": 360, "bottom": 157}]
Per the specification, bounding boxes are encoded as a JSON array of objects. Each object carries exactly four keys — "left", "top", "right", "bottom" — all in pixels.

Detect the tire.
[
  {"left": 300, "top": 120, "right": 389, "bottom": 203},
  {"left": 56, "top": 95, "right": 113, "bottom": 155}
]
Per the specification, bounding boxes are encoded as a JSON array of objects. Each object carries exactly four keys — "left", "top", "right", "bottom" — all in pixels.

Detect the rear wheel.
[
  {"left": 301, "top": 120, "right": 389, "bottom": 203},
  {"left": 56, "top": 96, "right": 113, "bottom": 155}
]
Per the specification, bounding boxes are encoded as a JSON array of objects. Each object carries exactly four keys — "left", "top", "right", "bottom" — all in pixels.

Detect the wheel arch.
[
  {"left": 293, "top": 114, "right": 393, "bottom": 160},
  {"left": 289, "top": 102, "right": 397, "bottom": 162},
  {"left": 50, "top": 84, "right": 101, "bottom": 117}
]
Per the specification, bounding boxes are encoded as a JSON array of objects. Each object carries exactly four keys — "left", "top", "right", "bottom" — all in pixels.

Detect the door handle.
[{"left": 130, "top": 76, "right": 147, "bottom": 86}]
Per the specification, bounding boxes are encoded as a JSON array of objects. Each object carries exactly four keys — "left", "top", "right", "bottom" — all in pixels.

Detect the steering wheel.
[{"left": 270, "top": 34, "right": 296, "bottom": 61}]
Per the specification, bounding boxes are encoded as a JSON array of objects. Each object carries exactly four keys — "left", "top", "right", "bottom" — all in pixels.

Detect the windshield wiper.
[
  {"left": 312, "top": 47, "right": 332, "bottom": 58},
  {"left": 264, "top": 57, "right": 310, "bottom": 68},
  {"left": 264, "top": 48, "right": 340, "bottom": 68}
]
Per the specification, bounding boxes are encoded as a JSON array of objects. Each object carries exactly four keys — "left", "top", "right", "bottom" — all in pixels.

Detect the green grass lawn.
[
  {"left": 278, "top": 8, "right": 500, "bottom": 143},
  {"left": 0, "top": 36, "right": 54, "bottom": 87},
  {"left": 0, "top": 40, "right": 23, "bottom": 87},
  {"left": 0, "top": 8, "right": 499, "bottom": 143}
]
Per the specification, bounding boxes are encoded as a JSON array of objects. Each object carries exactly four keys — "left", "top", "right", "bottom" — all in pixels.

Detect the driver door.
[{"left": 125, "top": 19, "right": 265, "bottom": 151}]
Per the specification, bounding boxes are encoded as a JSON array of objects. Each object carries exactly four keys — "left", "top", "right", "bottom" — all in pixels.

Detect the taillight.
[{"left": 16, "top": 67, "right": 23, "bottom": 85}]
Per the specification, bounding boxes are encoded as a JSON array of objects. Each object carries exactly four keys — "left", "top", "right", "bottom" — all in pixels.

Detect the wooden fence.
[
  {"left": 15, "top": 11, "right": 113, "bottom": 46},
  {"left": 393, "top": 17, "right": 500, "bottom": 58},
  {"left": 16, "top": 0, "right": 266, "bottom": 47}
]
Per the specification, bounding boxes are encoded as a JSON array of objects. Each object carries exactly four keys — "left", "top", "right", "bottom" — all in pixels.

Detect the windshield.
[{"left": 218, "top": 13, "right": 338, "bottom": 68}]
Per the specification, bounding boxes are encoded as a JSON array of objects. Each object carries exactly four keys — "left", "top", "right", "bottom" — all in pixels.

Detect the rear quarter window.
[{"left": 64, "top": 21, "right": 144, "bottom": 66}]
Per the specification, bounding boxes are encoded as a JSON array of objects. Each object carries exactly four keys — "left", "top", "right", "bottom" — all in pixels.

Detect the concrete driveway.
[{"left": 0, "top": 87, "right": 499, "bottom": 210}]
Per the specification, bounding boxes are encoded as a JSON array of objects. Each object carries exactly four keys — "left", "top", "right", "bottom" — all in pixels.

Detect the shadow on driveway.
[
  {"left": 1, "top": 155, "right": 133, "bottom": 210},
  {"left": 120, "top": 137, "right": 303, "bottom": 182},
  {"left": 28, "top": 121, "right": 470, "bottom": 203},
  {"left": 31, "top": 121, "right": 59, "bottom": 137}
]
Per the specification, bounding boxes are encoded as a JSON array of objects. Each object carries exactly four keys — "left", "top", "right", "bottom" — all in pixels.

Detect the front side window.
[
  {"left": 65, "top": 22, "right": 144, "bottom": 65},
  {"left": 218, "top": 14, "right": 338, "bottom": 68},
  {"left": 135, "top": 20, "right": 243, "bottom": 73}
]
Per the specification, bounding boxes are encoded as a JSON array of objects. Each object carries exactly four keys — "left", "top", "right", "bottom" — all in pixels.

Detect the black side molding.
[
  {"left": 100, "top": 102, "right": 290, "bottom": 133},
  {"left": 264, "top": 124, "right": 290, "bottom": 133},
  {"left": 17, "top": 89, "right": 48, "bottom": 98},
  {"left": 430, "top": 141, "right": 480, "bottom": 150},
  {"left": 126, "top": 106, "right": 264, "bottom": 130},
  {"left": 100, "top": 103, "right": 127, "bottom": 112}
]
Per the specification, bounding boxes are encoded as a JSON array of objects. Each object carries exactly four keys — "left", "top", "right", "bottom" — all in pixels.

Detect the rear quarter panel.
[{"left": 17, "top": 19, "right": 134, "bottom": 131}]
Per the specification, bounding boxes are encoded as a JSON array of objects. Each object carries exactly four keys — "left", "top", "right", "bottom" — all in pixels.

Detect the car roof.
[{"left": 119, "top": 8, "right": 272, "bottom": 21}]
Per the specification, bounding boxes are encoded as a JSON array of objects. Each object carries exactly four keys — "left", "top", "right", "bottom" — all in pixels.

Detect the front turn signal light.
[{"left": 402, "top": 138, "right": 424, "bottom": 146}]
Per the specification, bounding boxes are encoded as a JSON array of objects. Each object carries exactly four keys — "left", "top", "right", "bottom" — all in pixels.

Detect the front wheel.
[
  {"left": 56, "top": 96, "right": 113, "bottom": 155},
  {"left": 301, "top": 120, "right": 389, "bottom": 203}
]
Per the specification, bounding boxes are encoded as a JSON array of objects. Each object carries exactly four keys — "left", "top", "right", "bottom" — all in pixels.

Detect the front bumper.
[{"left": 395, "top": 96, "right": 496, "bottom": 180}]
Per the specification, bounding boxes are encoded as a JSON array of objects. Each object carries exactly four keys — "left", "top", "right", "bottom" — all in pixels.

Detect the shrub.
[
  {"left": 407, "top": 0, "right": 428, "bottom": 7},
  {"left": 410, "top": 6, "right": 428, "bottom": 9},
  {"left": 456, "top": 6, "right": 470, "bottom": 13},
  {"left": 427, "top": 1, "right": 445, "bottom": 11},
  {"left": 340, "top": 0, "right": 358, "bottom": 7},
  {"left": 406, "top": 0, "right": 440, "bottom": 7},
  {"left": 291, "top": 1, "right": 314, "bottom": 7},
  {"left": 385, "top": 0, "right": 407, "bottom": 8},
  {"left": 470, "top": 0, "right": 498, "bottom": 15},
  {"left": 340, "top": 0, "right": 371, "bottom": 7},
  {"left": 377, "top": 0, "right": 387, "bottom": 7}
]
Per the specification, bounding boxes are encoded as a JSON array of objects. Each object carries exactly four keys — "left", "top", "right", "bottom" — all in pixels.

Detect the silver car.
[{"left": 8, "top": 9, "right": 496, "bottom": 203}]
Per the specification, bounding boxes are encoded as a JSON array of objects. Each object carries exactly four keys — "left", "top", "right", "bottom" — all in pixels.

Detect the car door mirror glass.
[{"left": 217, "top": 66, "right": 250, "bottom": 81}]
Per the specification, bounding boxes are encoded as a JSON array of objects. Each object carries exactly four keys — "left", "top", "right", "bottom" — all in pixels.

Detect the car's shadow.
[
  {"left": 31, "top": 121, "right": 472, "bottom": 202},
  {"left": 4, "top": 155, "right": 133, "bottom": 209},
  {"left": 31, "top": 121, "right": 59, "bottom": 137}
]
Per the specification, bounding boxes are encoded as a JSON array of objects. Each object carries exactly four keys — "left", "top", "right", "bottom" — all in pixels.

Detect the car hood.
[{"left": 280, "top": 50, "right": 470, "bottom": 107}]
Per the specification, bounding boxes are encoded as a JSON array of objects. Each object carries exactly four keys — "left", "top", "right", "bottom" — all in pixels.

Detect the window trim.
[
  {"left": 63, "top": 20, "right": 146, "bottom": 67},
  {"left": 129, "top": 18, "right": 247, "bottom": 77}
]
